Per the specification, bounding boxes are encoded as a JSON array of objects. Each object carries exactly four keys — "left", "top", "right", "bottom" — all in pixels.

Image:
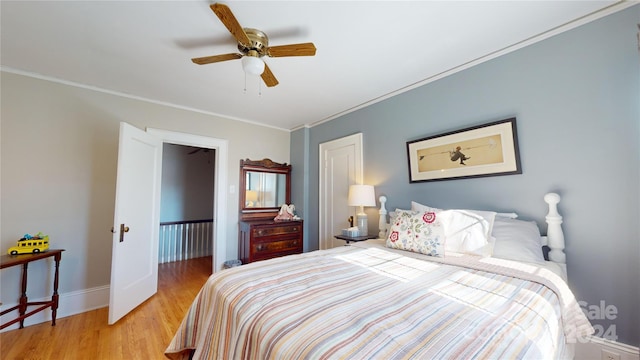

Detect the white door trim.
[{"left": 147, "top": 128, "right": 228, "bottom": 273}]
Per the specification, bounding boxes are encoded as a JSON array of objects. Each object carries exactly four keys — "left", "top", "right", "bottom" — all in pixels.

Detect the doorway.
[
  {"left": 159, "top": 144, "right": 215, "bottom": 264},
  {"left": 147, "top": 128, "right": 228, "bottom": 274},
  {"left": 110, "top": 125, "right": 228, "bottom": 324}
]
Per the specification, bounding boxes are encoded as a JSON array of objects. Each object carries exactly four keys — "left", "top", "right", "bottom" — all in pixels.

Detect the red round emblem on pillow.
[
  {"left": 389, "top": 231, "right": 399, "bottom": 242},
  {"left": 422, "top": 212, "right": 436, "bottom": 223}
]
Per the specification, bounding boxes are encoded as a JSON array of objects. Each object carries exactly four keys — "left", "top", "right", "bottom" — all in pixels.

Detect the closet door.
[{"left": 319, "top": 133, "right": 363, "bottom": 250}]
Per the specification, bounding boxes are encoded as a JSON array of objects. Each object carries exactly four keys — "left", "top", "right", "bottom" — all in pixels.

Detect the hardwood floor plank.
[{"left": 0, "top": 257, "right": 211, "bottom": 359}]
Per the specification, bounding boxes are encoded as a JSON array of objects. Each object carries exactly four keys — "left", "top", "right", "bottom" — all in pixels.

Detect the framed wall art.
[{"left": 406, "top": 117, "right": 521, "bottom": 183}]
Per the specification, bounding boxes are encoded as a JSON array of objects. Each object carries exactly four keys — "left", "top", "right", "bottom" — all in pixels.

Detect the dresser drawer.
[
  {"left": 253, "top": 238, "right": 301, "bottom": 254},
  {"left": 239, "top": 220, "right": 304, "bottom": 264},
  {"left": 253, "top": 224, "right": 301, "bottom": 238}
]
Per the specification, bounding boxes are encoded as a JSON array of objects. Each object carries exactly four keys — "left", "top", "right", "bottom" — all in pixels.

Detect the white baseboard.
[
  {"left": 0, "top": 285, "right": 109, "bottom": 332},
  {"left": 575, "top": 335, "right": 640, "bottom": 360}
]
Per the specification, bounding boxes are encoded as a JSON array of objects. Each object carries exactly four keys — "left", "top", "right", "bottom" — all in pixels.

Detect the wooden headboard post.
[{"left": 544, "top": 192, "right": 566, "bottom": 264}]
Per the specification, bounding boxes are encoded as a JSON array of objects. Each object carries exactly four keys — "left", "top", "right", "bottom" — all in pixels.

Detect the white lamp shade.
[
  {"left": 245, "top": 190, "right": 258, "bottom": 202},
  {"left": 347, "top": 185, "right": 376, "bottom": 207},
  {"left": 241, "top": 56, "right": 265, "bottom": 76}
]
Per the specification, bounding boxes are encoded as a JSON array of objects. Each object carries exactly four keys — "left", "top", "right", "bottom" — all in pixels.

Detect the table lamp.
[
  {"left": 347, "top": 184, "right": 376, "bottom": 236},
  {"left": 245, "top": 190, "right": 258, "bottom": 207}
]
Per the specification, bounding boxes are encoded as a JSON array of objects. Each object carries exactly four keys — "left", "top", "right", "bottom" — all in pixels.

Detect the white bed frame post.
[
  {"left": 544, "top": 193, "right": 566, "bottom": 264},
  {"left": 378, "top": 196, "right": 388, "bottom": 239}
]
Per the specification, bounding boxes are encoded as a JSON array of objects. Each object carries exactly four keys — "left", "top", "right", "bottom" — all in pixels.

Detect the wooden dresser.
[
  {"left": 239, "top": 220, "right": 303, "bottom": 264},
  {"left": 238, "top": 158, "right": 302, "bottom": 264}
]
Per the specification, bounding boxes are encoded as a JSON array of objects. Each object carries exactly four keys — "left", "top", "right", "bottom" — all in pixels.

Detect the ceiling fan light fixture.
[{"left": 241, "top": 55, "right": 265, "bottom": 76}]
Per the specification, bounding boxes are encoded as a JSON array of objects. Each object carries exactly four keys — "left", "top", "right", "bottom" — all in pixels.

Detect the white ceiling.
[{"left": 0, "top": 1, "right": 625, "bottom": 131}]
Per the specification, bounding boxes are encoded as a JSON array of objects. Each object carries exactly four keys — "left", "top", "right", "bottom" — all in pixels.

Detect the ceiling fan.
[
  {"left": 187, "top": 148, "right": 210, "bottom": 155},
  {"left": 191, "top": 3, "right": 317, "bottom": 87}
]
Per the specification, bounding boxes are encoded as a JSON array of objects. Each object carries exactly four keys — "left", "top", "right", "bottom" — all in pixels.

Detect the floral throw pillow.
[{"left": 386, "top": 209, "right": 445, "bottom": 257}]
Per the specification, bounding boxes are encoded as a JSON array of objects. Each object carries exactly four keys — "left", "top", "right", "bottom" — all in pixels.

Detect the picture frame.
[{"left": 406, "top": 118, "right": 521, "bottom": 183}]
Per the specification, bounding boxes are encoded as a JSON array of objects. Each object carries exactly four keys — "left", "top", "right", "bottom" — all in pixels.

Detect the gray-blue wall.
[
  {"left": 290, "top": 127, "right": 310, "bottom": 250},
  {"left": 292, "top": 5, "right": 639, "bottom": 346}
]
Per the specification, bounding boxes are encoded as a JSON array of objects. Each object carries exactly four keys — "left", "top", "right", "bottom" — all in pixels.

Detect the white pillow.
[
  {"left": 496, "top": 212, "right": 518, "bottom": 219},
  {"left": 411, "top": 201, "right": 497, "bottom": 235},
  {"left": 438, "top": 210, "right": 495, "bottom": 256},
  {"left": 411, "top": 201, "right": 496, "bottom": 256},
  {"left": 411, "top": 201, "right": 441, "bottom": 213},
  {"left": 491, "top": 218, "right": 545, "bottom": 263}
]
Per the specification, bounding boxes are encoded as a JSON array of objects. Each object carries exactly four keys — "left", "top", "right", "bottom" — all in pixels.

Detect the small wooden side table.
[
  {"left": 0, "top": 249, "right": 65, "bottom": 330},
  {"left": 334, "top": 234, "right": 377, "bottom": 244}
]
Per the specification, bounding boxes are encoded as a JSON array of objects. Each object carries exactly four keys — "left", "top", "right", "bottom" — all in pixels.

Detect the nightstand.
[{"left": 334, "top": 234, "right": 377, "bottom": 244}]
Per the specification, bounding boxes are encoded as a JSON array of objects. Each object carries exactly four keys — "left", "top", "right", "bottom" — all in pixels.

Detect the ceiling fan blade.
[
  {"left": 210, "top": 3, "right": 251, "bottom": 47},
  {"left": 261, "top": 64, "right": 279, "bottom": 87},
  {"left": 267, "top": 43, "right": 316, "bottom": 57},
  {"left": 191, "top": 53, "right": 242, "bottom": 65}
]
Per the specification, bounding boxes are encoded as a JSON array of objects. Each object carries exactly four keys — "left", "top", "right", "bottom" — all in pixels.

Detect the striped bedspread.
[{"left": 165, "top": 240, "right": 592, "bottom": 360}]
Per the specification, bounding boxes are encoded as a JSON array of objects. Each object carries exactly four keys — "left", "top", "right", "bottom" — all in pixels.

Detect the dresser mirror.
[{"left": 239, "top": 158, "right": 291, "bottom": 221}]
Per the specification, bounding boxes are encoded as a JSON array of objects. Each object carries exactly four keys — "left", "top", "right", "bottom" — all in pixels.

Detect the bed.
[{"left": 165, "top": 193, "right": 593, "bottom": 360}]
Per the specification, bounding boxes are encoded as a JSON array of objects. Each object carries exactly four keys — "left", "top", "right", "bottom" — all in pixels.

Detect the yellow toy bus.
[{"left": 7, "top": 236, "right": 50, "bottom": 255}]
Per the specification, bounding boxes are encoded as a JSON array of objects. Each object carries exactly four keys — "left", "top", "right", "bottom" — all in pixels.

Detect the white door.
[
  {"left": 319, "top": 134, "right": 363, "bottom": 249},
  {"left": 109, "top": 122, "right": 162, "bottom": 324}
]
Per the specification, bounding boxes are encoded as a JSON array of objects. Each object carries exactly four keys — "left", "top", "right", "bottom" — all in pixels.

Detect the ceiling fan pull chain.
[
  {"left": 243, "top": 72, "right": 247, "bottom": 94},
  {"left": 259, "top": 78, "right": 262, "bottom": 96}
]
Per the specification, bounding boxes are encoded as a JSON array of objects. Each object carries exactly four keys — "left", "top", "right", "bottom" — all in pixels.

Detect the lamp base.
[{"left": 356, "top": 213, "right": 368, "bottom": 236}]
